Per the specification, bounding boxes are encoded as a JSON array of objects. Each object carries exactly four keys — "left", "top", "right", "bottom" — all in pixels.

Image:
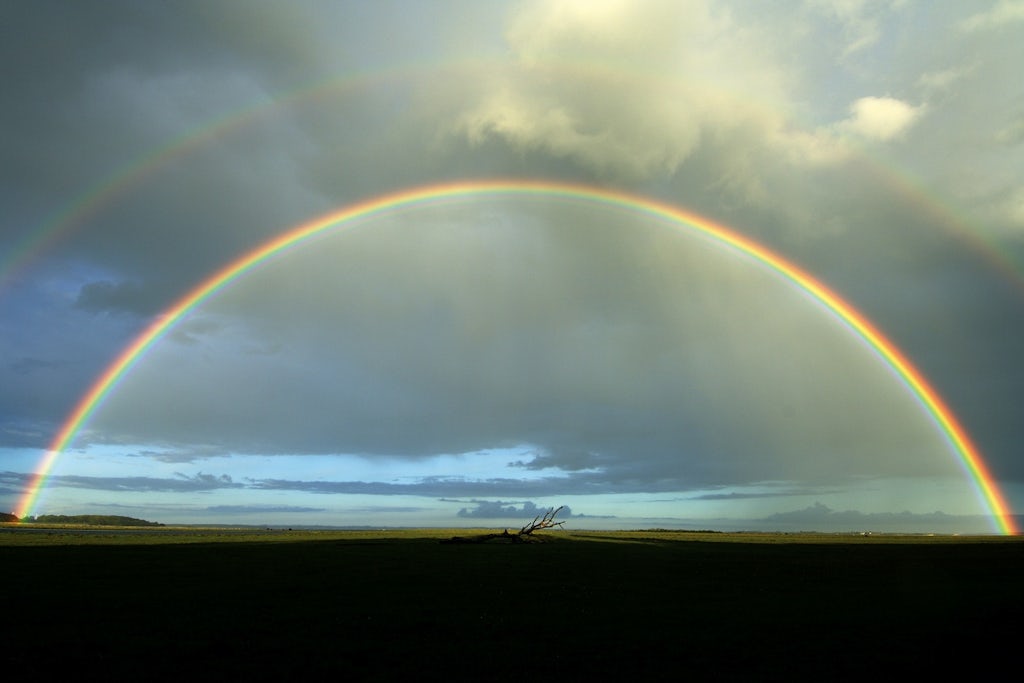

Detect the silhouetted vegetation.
[
  {"left": 0, "top": 512, "right": 18, "bottom": 522},
  {"left": 26, "top": 514, "right": 163, "bottom": 527}
]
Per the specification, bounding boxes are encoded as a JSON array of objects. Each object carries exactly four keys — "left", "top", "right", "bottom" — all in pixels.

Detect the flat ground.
[{"left": 2, "top": 526, "right": 1021, "bottom": 680}]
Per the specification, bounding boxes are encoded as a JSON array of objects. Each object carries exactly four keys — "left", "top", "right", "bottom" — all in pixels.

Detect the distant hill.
[
  {"left": 1, "top": 512, "right": 18, "bottom": 523},
  {"left": 31, "top": 515, "right": 164, "bottom": 527}
]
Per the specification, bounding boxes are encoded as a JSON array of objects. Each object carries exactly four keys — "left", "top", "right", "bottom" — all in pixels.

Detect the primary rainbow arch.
[{"left": 15, "top": 179, "right": 1019, "bottom": 534}]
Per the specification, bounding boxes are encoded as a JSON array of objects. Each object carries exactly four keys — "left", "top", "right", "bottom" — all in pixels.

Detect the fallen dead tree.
[{"left": 441, "top": 505, "right": 566, "bottom": 544}]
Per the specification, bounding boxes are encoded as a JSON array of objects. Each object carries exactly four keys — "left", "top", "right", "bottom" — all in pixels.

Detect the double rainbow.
[{"left": 15, "top": 179, "right": 1018, "bottom": 534}]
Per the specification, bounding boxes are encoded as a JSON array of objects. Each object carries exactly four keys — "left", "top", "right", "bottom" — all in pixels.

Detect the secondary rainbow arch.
[
  {"left": 15, "top": 179, "right": 1018, "bottom": 534},
  {"left": 7, "top": 59, "right": 1024, "bottom": 302}
]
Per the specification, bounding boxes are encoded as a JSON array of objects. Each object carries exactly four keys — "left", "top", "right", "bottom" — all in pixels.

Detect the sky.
[{"left": 2, "top": 0, "right": 1023, "bottom": 533}]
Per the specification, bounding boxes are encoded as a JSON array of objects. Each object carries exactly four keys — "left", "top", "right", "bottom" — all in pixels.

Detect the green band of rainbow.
[{"left": 16, "top": 179, "right": 1018, "bottom": 533}]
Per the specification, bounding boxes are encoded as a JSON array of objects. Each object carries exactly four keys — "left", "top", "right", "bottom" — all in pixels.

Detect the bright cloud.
[
  {"left": 838, "top": 96, "right": 925, "bottom": 141},
  {"left": 454, "top": 0, "right": 792, "bottom": 180}
]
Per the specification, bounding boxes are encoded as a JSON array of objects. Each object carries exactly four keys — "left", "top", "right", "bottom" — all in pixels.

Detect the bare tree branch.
[
  {"left": 519, "top": 506, "right": 566, "bottom": 535},
  {"left": 442, "top": 505, "right": 567, "bottom": 544}
]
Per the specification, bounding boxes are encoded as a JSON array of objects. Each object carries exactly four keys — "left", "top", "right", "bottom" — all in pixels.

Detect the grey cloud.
[
  {"left": 0, "top": 471, "right": 31, "bottom": 496},
  {"left": 245, "top": 476, "right": 586, "bottom": 498},
  {"left": 756, "top": 502, "right": 983, "bottom": 534},
  {"left": 31, "top": 471, "right": 245, "bottom": 493},
  {"left": 689, "top": 488, "right": 839, "bottom": 501},
  {"left": 0, "top": 423, "right": 51, "bottom": 450},
  {"left": 454, "top": 499, "right": 571, "bottom": 519},
  {"left": 166, "top": 317, "right": 230, "bottom": 346},
  {"left": 75, "top": 280, "right": 161, "bottom": 316},
  {"left": 1, "top": 2, "right": 234, "bottom": 190},
  {"left": 132, "top": 448, "right": 224, "bottom": 464},
  {"left": 173, "top": 471, "right": 236, "bottom": 486},
  {"left": 656, "top": 505, "right": 1012, "bottom": 534},
  {"left": 511, "top": 450, "right": 607, "bottom": 472}
]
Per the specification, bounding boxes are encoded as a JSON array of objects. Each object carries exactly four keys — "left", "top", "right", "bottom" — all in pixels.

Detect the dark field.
[{"left": 2, "top": 527, "right": 1021, "bottom": 680}]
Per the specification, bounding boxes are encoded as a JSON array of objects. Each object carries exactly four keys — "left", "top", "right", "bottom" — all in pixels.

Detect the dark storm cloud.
[
  {"left": 1, "top": 2, "right": 243, "bottom": 205},
  {"left": 0, "top": 1, "right": 373, "bottom": 447},
  {"left": 1, "top": 1, "right": 337, "bottom": 308}
]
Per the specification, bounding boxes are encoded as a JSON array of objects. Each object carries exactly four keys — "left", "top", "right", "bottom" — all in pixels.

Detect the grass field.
[{"left": 2, "top": 525, "right": 1021, "bottom": 680}]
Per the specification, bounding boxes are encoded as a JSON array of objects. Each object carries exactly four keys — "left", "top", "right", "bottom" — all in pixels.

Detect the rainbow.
[
  {"left": 0, "top": 104, "right": 255, "bottom": 293},
  {"left": 0, "top": 64, "right": 415, "bottom": 293},
  {"left": 6, "top": 59, "right": 1024, "bottom": 301},
  {"left": 850, "top": 154, "right": 1024, "bottom": 299},
  {"left": 0, "top": 59, "right": 565, "bottom": 292},
  {"left": 14, "top": 179, "right": 1019, "bottom": 534}
]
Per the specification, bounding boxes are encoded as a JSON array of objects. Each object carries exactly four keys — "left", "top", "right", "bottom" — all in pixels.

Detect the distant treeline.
[{"left": 12, "top": 514, "right": 164, "bottom": 527}]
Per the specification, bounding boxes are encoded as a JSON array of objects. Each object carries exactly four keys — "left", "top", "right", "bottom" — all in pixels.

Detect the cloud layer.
[{"left": 2, "top": 1, "right": 1023, "bottom": 530}]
